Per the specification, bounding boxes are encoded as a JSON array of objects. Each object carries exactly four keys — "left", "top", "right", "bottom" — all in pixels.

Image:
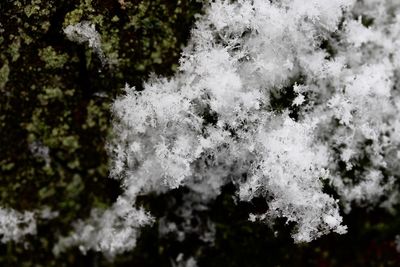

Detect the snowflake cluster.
[
  {"left": 54, "top": 0, "right": 400, "bottom": 257},
  {"left": 64, "top": 21, "right": 107, "bottom": 65}
]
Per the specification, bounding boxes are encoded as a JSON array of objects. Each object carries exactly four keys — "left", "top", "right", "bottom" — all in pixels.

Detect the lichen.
[
  {"left": 39, "top": 47, "right": 69, "bottom": 69},
  {"left": 0, "top": 61, "right": 10, "bottom": 90}
]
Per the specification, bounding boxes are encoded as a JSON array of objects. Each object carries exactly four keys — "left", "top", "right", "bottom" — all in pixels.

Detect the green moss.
[
  {"left": 61, "top": 136, "right": 80, "bottom": 151},
  {"left": 38, "top": 186, "right": 56, "bottom": 200},
  {"left": 0, "top": 60, "right": 10, "bottom": 89},
  {"left": 63, "top": 1, "right": 96, "bottom": 27},
  {"left": 83, "top": 100, "right": 109, "bottom": 130},
  {"left": 0, "top": 161, "right": 15, "bottom": 171},
  {"left": 37, "top": 87, "right": 64, "bottom": 105},
  {"left": 24, "top": 2, "right": 41, "bottom": 18},
  {"left": 39, "top": 47, "right": 69, "bottom": 69},
  {"left": 8, "top": 37, "right": 21, "bottom": 62},
  {"left": 101, "top": 28, "right": 121, "bottom": 65},
  {"left": 66, "top": 174, "right": 84, "bottom": 197}
]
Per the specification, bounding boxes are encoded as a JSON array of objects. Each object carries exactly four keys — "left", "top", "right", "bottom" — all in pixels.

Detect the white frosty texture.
[
  {"left": 240, "top": 118, "right": 347, "bottom": 242},
  {"left": 29, "top": 141, "right": 51, "bottom": 166},
  {"left": 172, "top": 254, "right": 198, "bottom": 267},
  {"left": 0, "top": 206, "right": 58, "bottom": 244},
  {"left": 0, "top": 208, "right": 36, "bottom": 243},
  {"left": 53, "top": 197, "right": 153, "bottom": 257},
  {"left": 61, "top": 0, "right": 400, "bottom": 256},
  {"left": 64, "top": 21, "right": 107, "bottom": 65}
]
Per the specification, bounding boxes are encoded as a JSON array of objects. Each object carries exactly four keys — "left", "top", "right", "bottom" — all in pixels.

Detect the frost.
[
  {"left": 60, "top": 0, "right": 400, "bottom": 256},
  {"left": 292, "top": 94, "right": 305, "bottom": 106},
  {"left": 238, "top": 118, "right": 347, "bottom": 242},
  {"left": 64, "top": 21, "right": 107, "bottom": 65},
  {"left": 172, "top": 254, "right": 198, "bottom": 267},
  {"left": 0, "top": 206, "right": 59, "bottom": 244},
  {"left": 54, "top": 197, "right": 153, "bottom": 257},
  {"left": 29, "top": 141, "right": 50, "bottom": 166},
  {"left": 102, "top": 0, "right": 353, "bottom": 249},
  {"left": 0, "top": 208, "right": 36, "bottom": 243}
]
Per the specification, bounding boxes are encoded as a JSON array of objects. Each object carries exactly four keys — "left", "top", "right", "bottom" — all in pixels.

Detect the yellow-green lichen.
[
  {"left": 8, "top": 37, "right": 21, "bottom": 62},
  {"left": 100, "top": 28, "right": 120, "bottom": 65},
  {"left": 0, "top": 60, "right": 10, "bottom": 90},
  {"left": 37, "top": 87, "right": 64, "bottom": 105},
  {"left": 39, "top": 46, "right": 69, "bottom": 69},
  {"left": 83, "top": 100, "right": 110, "bottom": 131}
]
